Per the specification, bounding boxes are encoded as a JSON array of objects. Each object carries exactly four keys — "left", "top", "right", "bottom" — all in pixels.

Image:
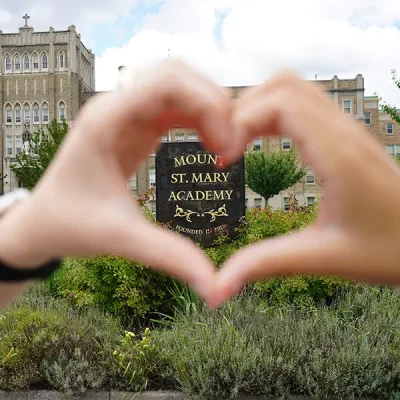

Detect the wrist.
[{"left": 0, "top": 197, "right": 53, "bottom": 268}]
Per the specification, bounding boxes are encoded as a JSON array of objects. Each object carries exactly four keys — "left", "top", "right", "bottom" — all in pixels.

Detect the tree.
[
  {"left": 380, "top": 69, "right": 400, "bottom": 124},
  {"left": 245, "top": 148, "right": 306, "bottom": 204},
  {"left": 11, "top": 119, "right": 68, "bottom": 189}
]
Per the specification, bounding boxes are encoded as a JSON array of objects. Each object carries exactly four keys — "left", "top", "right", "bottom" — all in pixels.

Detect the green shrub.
[
  {"left": 205, "top": 205, "right": 351, "bottom": 307},
  {"left": 109, "top": 327, "right": 166, "bottom": 391},
  {"left": 0, "top": 284, "right": 119, "bottom": 391},
  {"left": 42, "top": 348, "right": 106, "bottom": 393},
  {"left": 53, "top": 255, "right": 175, "bottom": 322},
  {"left": 156, "top": 287, "right": 400, "bottom": 399},
  {"left": 252, "top": 275, "right": 352, "bottom": 307},
  {"left": 204, "top": 205, "right": 318, "bottom": 267}
]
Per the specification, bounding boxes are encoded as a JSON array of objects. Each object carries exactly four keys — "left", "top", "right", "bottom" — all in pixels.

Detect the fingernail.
[{"left": 216, "top": 156, "right": 226, "bottom": 170}]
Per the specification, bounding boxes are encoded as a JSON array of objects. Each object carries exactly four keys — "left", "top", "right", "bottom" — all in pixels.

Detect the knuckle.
[
  {"left": 273, "top": 69, "right": 302, "bottom": 85},
  {"left": 232, "top": 108, "right": 253, "bottom": 132}
]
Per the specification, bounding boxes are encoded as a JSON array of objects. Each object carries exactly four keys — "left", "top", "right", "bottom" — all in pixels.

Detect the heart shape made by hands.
[{"left": 7, "top": 61, "right": 400, "bottom": 310}]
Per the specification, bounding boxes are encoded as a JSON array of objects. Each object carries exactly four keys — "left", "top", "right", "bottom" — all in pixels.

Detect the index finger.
[
  {"left": 115, "top": 60, "right": 233, "bottom": 155},
  {"left": 227, "top": 71, "right": 381, "bottom": 180}
]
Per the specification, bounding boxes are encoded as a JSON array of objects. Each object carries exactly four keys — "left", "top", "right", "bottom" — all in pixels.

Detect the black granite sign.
[{"left": 156, "top": 142, "right": 245, "bottom": 247}]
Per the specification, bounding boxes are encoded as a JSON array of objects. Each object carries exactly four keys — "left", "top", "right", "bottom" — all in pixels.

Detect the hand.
[
  {"left": 0, "top": 61, "right": 233, "bottom": 301},
  {"left": 210, "top": 71, "right": 400, "bottom": 308}
]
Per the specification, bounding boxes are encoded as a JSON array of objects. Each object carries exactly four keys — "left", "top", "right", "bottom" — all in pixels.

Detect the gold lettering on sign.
[
  {"left": 169, "top": 192, "right": 177, "bottom": 201},
  {"left": 226, "top": 190, "right": 233, "bottom": 200},
  {"left": 174, "top": 154, "right": 221, "bottom": 168},
  {"left": 168, "top": 190, "right": 234, "bottom": 201},
  {"left": 171, "top": 173, "right": 187, "bottom": 184},
  {"left": 191, "top": 172, "right": 230, "bottom": 183},
  {"left": 214, "top": 191, "right": 224, "bottom": 201}
]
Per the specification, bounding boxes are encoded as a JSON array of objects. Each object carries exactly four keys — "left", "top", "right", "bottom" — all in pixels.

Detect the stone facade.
[
  {"left": 2, "top": 20, "right": 399, "bottom": 209},
  {"left": 129, "top": 73, "right": 400, "bottom": 210},
  {"left": 0, "top": 18, "right": 95, "bottom": 193}
]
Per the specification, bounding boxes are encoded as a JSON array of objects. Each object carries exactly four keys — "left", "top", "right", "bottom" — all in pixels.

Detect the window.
[
  {"left": 343, "top": 100, "right": 351, "bottom": 114},
  {"left": 307, "top": 197, "right": 315, "bottom": 207},
  {"left": 15, "top": 136, "right": 23, "bottom": 154},
  {"left": 306, "top": 169, "right": 315, "bottom": 184},
  {"left": 14, "top": 55, "right": 21, "bottom": 71},
  {"left": 386, "top": 145, "right": 394, "bottom": 154},
  {"left": 33, "top": 104, "right": 40, "bottom": 123},
  {"left": 386, "top": 144, "right": 400, "bottom": 156},
  {"left": 42, "top": 54, "right": 48, "bottom": 69},
  {"left": 162, "top": 134, "right": 170, "bottom": 143},
  {"left": 6, "top": 136, "right": 12, "bottom": 155},
  {"left": 5, "top": 105, "right": 12, "bottom": 124},
  {"left": 127, "top": 174, "right": 137, "bottom": 189},
  {"left": 42, "top": 105, "right": 49, "bottom": 123},
  {"left": 284, "top": 197, "right": 290, "bottom": 211},
  {"left": 23, "top": 55, "right": 30, "bottom": 71},
  {"left": 282, "top": 136, "right": 291, "bottom": 150},
  {"left": 253, "top": 137, "right": 261, "bottom": 151},
  {"left": 5, "top": 56, "right": 11, "bottom": 71},
  {"left": 59, "top": 52, "right": 64, "bottom": 69},
  {"left": 189, "top": 133, "right": 198, "bottom": 142},
  {"left": 32, "top": 54, "right": 39, "bottom": 70},
  {"left": 15, "top": 108, "right": 21, "bottom": 124},
  {"left": 364, "top": 112, "right": 371, "bottom": 125},
  {"left": 149, "top": 168, "right": 156, "bottom": 188},
  {"left": 175, "top": 134, "right": 184, "bottom": 142},
  {"left": 254, "top": 198, "right": 262, "bottom": 209},
  {"left": 24, "top": 107, "right": 30, "bottom": 123},
  {"left": 387, "top": 123, "right": 394, "bottom": 135},
  {"left": 59, "top": 102, "right": 66, "bottom": 121},
  {"left": 150, "top": 201, "right": 157, "bottom": 214}
]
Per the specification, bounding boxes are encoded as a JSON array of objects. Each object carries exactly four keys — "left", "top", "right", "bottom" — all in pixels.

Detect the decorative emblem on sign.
[
  {"left": 201, "top": 205, "right": 228, "bottom": 222},
  {"left": 174, "top": 205, "right": 200, "bottom": 222},
  {"left": 174, "top": 204, "right": 229, "bottom": 223}
]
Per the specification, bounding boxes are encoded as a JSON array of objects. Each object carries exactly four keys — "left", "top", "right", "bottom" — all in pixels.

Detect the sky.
[{"left": 1, "top": 0, "right": 400, "bottom": 105}]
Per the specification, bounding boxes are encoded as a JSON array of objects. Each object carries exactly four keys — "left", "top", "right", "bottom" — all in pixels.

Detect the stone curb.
[{"left": 0, "top": 392, "right": 376, "bottom": 400}]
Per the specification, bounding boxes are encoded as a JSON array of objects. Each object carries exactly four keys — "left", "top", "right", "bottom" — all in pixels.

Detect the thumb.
[
  {"left": 107, "top": 218, "right": 217, "bottom": 302},
  {"left": 209, "top": 227, "right": 355, "bottom": 308}
]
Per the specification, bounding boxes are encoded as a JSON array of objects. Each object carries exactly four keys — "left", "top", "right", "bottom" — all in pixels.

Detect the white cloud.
[
  {"left": 0, "top": 1, "right": 138, "bottom": 49},
  {"left": 2, "top": 0, "right": 400, "bottom": 105},
  {"left": 96, "top": 0, "right": 400, "bottom": 108}
]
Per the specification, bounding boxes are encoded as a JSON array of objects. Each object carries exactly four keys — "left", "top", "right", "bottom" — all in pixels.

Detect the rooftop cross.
[{"left": 22, "top": 13, "right": 30, "bottom": 27}]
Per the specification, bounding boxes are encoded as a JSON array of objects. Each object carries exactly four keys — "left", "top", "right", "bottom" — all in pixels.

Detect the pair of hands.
[{"left": 1, "top": 61, "right": 400, "bottom": 308}]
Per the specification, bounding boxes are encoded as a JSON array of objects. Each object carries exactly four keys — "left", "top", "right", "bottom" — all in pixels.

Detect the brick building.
[
  {"left": 128, "top": 74, "right": 400, "bottom": 211},
  {"left": 2, "top": 19, "right": 399, "bottom": 208},
  {"left": 0, "top": 15, "right": 95, "bottom": 193}
]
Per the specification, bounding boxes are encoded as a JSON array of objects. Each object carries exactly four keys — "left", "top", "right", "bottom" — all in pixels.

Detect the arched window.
[
  {"left": 42, "top": 102, "right": 49, "bottom": 123},
  {"left": 59, "top": 52, "right": 64, "bottom": 69},
  {"left": 23, "top": 55, "right": 30, "bottom": 71},
  {"left": 5, "top": 55, "right": 11, "bottom": 71},
  {"left": 5, "top": 103, "right": 12, "bottom": 125},
  {"left": 32, "top": 54, "right": 39, "bottom": 70},
  {"left": 23, "top": 103, "right": 31, "bottom": 124},
  {"left": 33, "top": 103, "right": 40, "bottom": 124},
  {"left": 14, "top": 103, "right": 21, "bottom": 124},
  {"left": 14, "top": 55, "right": 21, "bottom": 71},
  {"left": 58, "top": 101, "right": 66, "bottom": 121},
  {"left": 42, "top": 53, "right": 48, "bottom": 70}
]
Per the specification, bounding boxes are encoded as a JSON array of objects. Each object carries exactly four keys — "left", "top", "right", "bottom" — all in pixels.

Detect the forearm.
[{"left": 0, "top": 198, "right": 52, "bottom": 310}]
